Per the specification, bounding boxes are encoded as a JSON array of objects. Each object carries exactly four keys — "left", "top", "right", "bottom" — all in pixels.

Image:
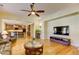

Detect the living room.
[{"left": 0, "top": 3, "right": 79, "bottom": 55}]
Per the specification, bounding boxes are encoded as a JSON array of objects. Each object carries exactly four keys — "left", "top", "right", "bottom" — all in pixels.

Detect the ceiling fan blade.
[
  {"left": 28, "top": 13, "right": 31, "bottom": 16},
  {"left": 35, "top": 13, "right": 40, "bottom": 17},
  {"left": 21, "top": 10, "right": 31, "bottom": 12},
  {"left": 36, "top": 10, "right": 45, "bottom": 13},
  {"left": 30, "top": 3, "right": 34, "bottom": 11}
]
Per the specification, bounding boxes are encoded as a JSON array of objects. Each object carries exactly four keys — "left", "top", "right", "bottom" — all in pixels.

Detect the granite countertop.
[{"left": 24, "top": 40, "right": 43, "bottom": 48}]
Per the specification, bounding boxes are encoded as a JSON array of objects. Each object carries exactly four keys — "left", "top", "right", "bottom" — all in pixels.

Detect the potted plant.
[{"left": 35, "top": 29, "right": 41, "bottom": 39}]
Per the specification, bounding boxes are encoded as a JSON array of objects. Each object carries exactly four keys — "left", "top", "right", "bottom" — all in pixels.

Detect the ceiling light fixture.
[
  {"left": 31, "top": 11, "right": 35, "bottom": 15},
  {"left": 21, "top": 3, "right": 45, "bottom": 17}
]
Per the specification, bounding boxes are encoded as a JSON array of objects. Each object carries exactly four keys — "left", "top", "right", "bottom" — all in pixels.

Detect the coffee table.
[{"left": 24, "top": 40, "right": 43, "bottom": 55}]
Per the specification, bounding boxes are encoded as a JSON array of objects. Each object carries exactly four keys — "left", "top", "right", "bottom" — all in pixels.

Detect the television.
[{"left": 53, "top": 26, "right": 69, "bottom": 35}]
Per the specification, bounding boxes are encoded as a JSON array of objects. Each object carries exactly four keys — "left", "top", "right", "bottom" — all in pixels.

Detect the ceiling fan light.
[{"left": 31, "top": 12, "right": 35, "bottom": 15}]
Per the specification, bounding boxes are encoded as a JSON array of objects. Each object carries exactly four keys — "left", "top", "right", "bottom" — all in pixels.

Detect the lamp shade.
[{"left": 1, "top": 31, "right": 8, "bottom": 35}]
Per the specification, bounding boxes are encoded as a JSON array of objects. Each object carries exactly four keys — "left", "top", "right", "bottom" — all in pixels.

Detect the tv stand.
[{"left": 50, "top": 36, "right": 71, "bottom": 46}]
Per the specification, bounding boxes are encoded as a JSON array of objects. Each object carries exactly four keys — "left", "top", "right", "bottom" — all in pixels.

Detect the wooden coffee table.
[{"left": 24, "top": 40, "right": 43, "bottom": 55}]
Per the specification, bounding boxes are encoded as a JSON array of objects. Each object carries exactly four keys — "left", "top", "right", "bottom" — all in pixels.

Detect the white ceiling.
[{"left": 0, "top": 3, "right": 79, "bottom": 22}]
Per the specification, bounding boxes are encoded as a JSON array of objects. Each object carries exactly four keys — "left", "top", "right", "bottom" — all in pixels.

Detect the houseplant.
[{"left": 35, "top": 29, "right": 41, "bottom": 39}]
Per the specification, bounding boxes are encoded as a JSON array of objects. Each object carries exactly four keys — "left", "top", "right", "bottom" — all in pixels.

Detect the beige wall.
[{"left": 44, "top": 21, "right": 48, "bottom": 39}]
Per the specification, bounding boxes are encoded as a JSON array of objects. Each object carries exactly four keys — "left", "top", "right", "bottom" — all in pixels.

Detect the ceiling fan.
[{"left": 21, "top": 3, "right": 45, "bottom": 17}]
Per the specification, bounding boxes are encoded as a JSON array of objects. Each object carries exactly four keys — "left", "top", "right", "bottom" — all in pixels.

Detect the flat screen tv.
[{"left": 53, "top": 26, "right": 69, "bottom": 35}]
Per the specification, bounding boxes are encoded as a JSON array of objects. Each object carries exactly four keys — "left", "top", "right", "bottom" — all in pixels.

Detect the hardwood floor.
[
  {"left": 12, "top": 37, "right": 79, "bottom": 55},
  {"left": 43, "top": 39, "right": 79, "bottom": 55},
  {"left": 12, "top": 37, "right": 31, "bottom": 55}
]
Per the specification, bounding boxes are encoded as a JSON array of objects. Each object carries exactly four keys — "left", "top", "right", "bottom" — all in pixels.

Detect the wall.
[
  {"left": 41, "top": 5, "right": 79, "bottom": 41},
  {"left": 47, "top": 13, "right": 79, "bottom": 47},
  {"left": 44, "top": 21, "right": 48, "bottom": 39},
  {"left": 30, "top": 24, "right": 34, "bottom": 37},
  {"left": 40, "top": 21, "right": 44, "bottom": 39}
]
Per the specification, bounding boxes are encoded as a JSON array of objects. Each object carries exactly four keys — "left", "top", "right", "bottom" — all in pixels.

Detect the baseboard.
[{"left": 71, "top": 42, "right": 79, "bottom": 48}]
